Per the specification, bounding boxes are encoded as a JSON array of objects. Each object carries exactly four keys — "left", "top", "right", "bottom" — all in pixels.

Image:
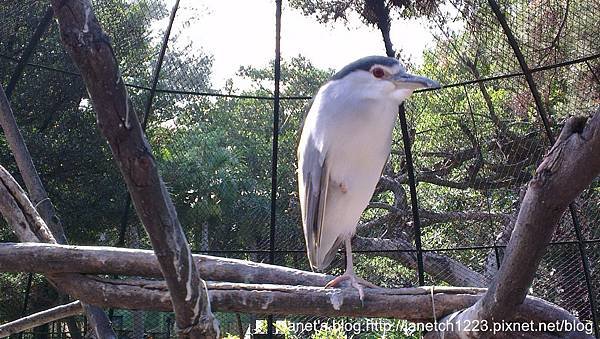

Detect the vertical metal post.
[
  {"left": 19, "top": 272, "right": 34, "bottom": 338},
  {"left": 489, "top": 1, "right": 598, "bottom": 335},
  {"left": 398, "top": 104, "right": 425, "bottom": 285},
  {"left": 268, "top": 0, "right": 283, "bottom": 337},
  {"left": 493, "top": 244, "right": 501, "bottom": 269},
  {"left": 20, "top": 273, "right": 33, "bottom": 315}
]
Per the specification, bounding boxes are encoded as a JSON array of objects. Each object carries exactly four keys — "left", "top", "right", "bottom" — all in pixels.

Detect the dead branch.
[
  {"left": 0, "top": 242, "right": 332, "bottom": 286},
  {"left": 0, "top": 240, "right": 486, "bottom": 288},
  {"left": 434, "top": 112, "right": 600, "bottom": 338},
  {"left": 366, "top": 202, "right": 509, "bottom": 228},
  {"left": 0, "top": 301, "right": 83, "bottom": 338},
  {"left": 0, "top": 242, "right": 585, "bottom": 335},
  {"left": 0, "top": 165, "right": 118, "bottom": 337},
  {"left": 0, "top": 207, "right": 584, "bottom": 338},
  {"left": 50, "top": 276, "right": 586, "bottom": 337},
  {"left": 50, "top": 0, "right": 217, "bottom": 337},
  {"left": 0, "top": 85, "right": 66, "bottom": 243},
  {"left": 353, "top": 236, "right": 488, "bottom": 287}
]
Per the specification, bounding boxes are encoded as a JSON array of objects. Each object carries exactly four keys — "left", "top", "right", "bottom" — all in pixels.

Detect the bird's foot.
[{"left": 325, "top": 272, "right": 378, "bottom": 301}]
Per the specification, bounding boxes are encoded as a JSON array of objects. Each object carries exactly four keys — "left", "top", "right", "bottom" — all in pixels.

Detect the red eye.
[{"left": 372, "top": 67, "right": 385, "bottom": 78}]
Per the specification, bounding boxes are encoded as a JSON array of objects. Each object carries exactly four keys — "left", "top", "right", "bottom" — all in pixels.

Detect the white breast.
[{"left": 304, "top": 78, "right": 399, "bottom": 263}]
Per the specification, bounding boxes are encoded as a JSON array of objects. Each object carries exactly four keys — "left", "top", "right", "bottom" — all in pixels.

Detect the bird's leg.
[{"left": 324, "top": 238, "right": 377, "bottom": 301}]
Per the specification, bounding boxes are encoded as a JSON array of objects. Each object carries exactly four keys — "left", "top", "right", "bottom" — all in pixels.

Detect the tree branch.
[
  {"left": 0, "top": 301, "right": 83, "bottom": 338},
  {"left": 435, "top": 112, "right": 600, "bottom": 338},
  {"left": 0, "top": 85, "right": 66, "bottom": 242},
  {"left": 419, "top": 210, "right": 510, "bottom": 227},
  {"left": 50, "top": 0, "right": 218, "bottom": 337},
  {"left": 0, "top": 85, "right": 112, "bottom": 338},
  {"left": 0, "top": 242, "right": 333, "bottom": 286},
  {"left": 52, "top": 276, "right": 587, "bottom": 337},
  {"left": 353, "top": 236, "right": 488, "bottom": 287},
  {"left": 0, "top": 165, "right": 115, "bottom": 338},
  {"left": 0, "top": 240, "right": 488, "bottom": 289}
]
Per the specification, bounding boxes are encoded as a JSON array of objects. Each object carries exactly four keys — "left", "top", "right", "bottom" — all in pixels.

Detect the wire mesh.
[{"left": 0, "top": 0, "right": 599, "bottom": 338}]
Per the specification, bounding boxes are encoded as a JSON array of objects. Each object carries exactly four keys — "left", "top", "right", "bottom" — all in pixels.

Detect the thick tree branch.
[
  {"left": 0, "top": 165, "right": 115, "bottom": 338},
  {"left": 0, "top": 240, "right": 487, "bottom": 289},
  {"left": 353, "top": 236, "right": 488, "bottom": 287},
  {"left": 0, "top": 301, "right": 83, "bottom": 338},
  {"left": 0, "top": 85, "right": 66, "bottom": 242},
  {"left": 436, "top": 112, "right": 600, "bottom": 338},
  {"left": 50, "top": 0, "right": 218, "bottom": 337},
  {"left": 0, "top": 242, "right": 585, "bottom": 336},
  {"left": 52, "top": 277, "right": 586, "bottom": 337},
  {"left": 0, "top": 242, "right": 584, "bottom": 336},
  {"left": 0, "top": 242, "right": 332, "bottom": 286}
]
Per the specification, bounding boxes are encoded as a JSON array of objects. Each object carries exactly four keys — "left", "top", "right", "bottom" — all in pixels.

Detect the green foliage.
[
  {"left": 288, "top": 0, "right": 442, "bottom": 26},
  {"left": 151, "top": 56, "right": 332, "bottom": 252}
]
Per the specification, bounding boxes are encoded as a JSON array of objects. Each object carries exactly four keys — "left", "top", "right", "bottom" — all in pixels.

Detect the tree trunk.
[{"left": 49, "top": 0, "right": 218, "bottom": 337}]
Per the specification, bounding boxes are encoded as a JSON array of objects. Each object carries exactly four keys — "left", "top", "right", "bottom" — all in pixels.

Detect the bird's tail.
[{"left": 308, "top": 235, "right": 344, "bottom": 272}]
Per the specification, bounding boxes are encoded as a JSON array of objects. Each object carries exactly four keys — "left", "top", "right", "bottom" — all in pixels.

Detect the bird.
[{"left": 297, "top": 56, "right": 439, "bottom": 300}]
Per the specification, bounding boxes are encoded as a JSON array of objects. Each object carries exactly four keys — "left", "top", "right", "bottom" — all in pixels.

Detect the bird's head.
[{"left": 330, "top": 56, "right": 440, "bottom": 104}]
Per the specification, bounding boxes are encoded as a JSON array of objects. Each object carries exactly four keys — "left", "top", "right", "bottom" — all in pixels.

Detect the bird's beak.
[{"left": 391, "top": 71, "right": 440, "bottom": 89}]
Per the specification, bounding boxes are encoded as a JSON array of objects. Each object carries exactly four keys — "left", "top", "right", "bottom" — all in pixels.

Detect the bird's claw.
[{"left": 325, "top": 272, "right": 378, "bottom": 301}]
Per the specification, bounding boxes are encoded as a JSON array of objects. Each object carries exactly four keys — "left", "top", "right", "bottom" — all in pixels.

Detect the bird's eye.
[{"left": 372, "top": 67, "right": 385, "bottom": 78}]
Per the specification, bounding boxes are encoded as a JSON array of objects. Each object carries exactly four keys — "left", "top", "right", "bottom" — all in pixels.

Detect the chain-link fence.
[{"left": 0, "top": 0, "right": 599, "bottom": 338}]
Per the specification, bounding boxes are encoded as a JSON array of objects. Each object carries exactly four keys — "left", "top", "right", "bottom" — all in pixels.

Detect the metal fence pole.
[
  {"left": 397, "top": 104, "right": 425, "bottom": 286},
  {"left": 488, "top": 0, "right": 599, "bottom": 335},
  {"left": 268, "top": 0, "right": 283, "bottom": 337}
]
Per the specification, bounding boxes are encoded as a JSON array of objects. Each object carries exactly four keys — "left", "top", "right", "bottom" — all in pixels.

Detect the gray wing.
[{"left": 300, "top": 136, "right": 343, "bottom": 271}]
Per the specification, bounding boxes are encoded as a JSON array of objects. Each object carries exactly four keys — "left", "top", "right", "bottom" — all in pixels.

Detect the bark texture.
[
  {"left": 0, "top": 85, "right": 66, "bottom": 242},
  {"left": 53, "top": 277, "right": 587, "bottom": 338},
  {"left": 49, "top": 0, "right": 217, "bottom": 337},
  {"left": 0, "top": 242, "right": 332, "bottom": 286},
  {"left": 51, "top": 275, "right": 576, "bottom": 324},
  {"left": 0, "top": 239, "right": 487, "bottom": 288},
  {"left": 1, "top": 82, "right": 113, "bottom": 337},
  {"left": 0, "top": 242, "right": 589, "bottom": 337},
  {"left": 3, "top": 74, "right": 108, "bottom": 337}
]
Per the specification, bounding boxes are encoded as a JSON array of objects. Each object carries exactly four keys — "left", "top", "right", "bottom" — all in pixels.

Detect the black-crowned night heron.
[{"left": 297, "top": 56, "right": 439, "bottom": 299}]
